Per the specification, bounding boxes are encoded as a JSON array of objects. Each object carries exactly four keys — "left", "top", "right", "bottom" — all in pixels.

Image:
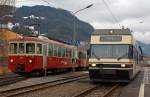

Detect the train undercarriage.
[{"left": 89, "top": 67, "right": 137, "bottom": 82}]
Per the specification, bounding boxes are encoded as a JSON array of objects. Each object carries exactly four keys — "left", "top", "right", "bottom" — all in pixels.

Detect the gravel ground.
[
  {"left": 0, "top": 71, "right": 88, "bottom": 92},
  {"left": 83, "top": 85, "right": 112, "bottom": 97},
  {"left": 82, "top": 84, "right": 121, "bottom": 97},
  {"left": 108, "top": 86, "right": 122, "bottom": 97},
  {"left": 15, "top": 78, "right": 96, "bottom": 97}
]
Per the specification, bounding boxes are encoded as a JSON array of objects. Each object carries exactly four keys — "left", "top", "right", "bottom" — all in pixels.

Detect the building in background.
[
  {"left": 0, "top": 25, "right": 18, "bottom": 74},
  {"left": 0, "top": 0, "right": 16, "bottom": 74}
]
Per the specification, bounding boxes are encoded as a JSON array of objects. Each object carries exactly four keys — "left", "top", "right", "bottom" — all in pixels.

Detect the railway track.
[
  {"left": 0, "top": 73, "right": 26, "bottom": 86},
  {"left": 73, "top": 84, "right": 120, "bottom": 97},
  {"left": 0, "top": 73, "right": 18, "bottom": 79},
  {"left": 0, "top": 74, "right": 88, "bottom": 97}
]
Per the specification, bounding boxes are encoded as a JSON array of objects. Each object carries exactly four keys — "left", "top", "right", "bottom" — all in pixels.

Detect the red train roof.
[{"left": 9, "top": 36, "right": 75, "bottom": 48}]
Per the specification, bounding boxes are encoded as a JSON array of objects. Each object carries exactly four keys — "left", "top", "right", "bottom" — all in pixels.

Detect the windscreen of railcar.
[
  {"left": 9, "top": 43, "right": 35, "bottom": 54},
  {"left": 26, "top": 43, "right": 35, "bottom": 54},
  {"left": 90, "top": 44, "right": 133, "bottom": 59}
]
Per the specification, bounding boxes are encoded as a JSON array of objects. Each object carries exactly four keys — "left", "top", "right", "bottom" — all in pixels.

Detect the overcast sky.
[{"left": 17, "top": 0, "right": 150, "bottom": 44}]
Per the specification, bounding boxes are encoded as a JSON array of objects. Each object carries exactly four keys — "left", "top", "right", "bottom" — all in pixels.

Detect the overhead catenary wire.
[
  {"left": 41, "top": 0, "right": 51, "bottom": 5},
  {"left": 102, "top": 0, "right": 121, "bottom": 27},
  {"left": 18, "top": 0, "right": 51, "bottom": 5}
]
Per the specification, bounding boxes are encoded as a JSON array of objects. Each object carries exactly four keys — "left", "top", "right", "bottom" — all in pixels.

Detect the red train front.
[{"left": 8, "top": 36, "right": 88, "bottom": 75}]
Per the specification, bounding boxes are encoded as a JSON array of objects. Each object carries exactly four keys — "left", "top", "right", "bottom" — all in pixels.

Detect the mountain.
[
  {"left": 12, "top": 5, "right": 94, "bottom": 42},
  {"left": 138, "top": 41, "right": 150, "bottom": 56}
]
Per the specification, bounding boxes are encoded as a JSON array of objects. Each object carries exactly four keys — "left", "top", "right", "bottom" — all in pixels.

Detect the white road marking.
[
  {"left": 139, "top": 67, "right": 149, "bottom": 97},
  {"left": 139, "top": 83, "right": 144, "bottom": 97}
]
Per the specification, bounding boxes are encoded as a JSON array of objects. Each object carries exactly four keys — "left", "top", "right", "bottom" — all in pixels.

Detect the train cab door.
[{"left": 43, "top": 44, "right": 48, "bottom": 71}]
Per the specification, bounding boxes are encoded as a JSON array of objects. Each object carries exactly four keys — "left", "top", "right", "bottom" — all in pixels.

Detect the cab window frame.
[{"left": 9, "top": 42, "right": 18, "bottom": 54}]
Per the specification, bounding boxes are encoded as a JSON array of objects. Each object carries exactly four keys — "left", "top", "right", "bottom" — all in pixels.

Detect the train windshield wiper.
[
  {"left": 92, "top": 50, "right": 101, "bottom": 60},
  {"left": 117, "top": 52, "right": 128, "bottom": 60}
]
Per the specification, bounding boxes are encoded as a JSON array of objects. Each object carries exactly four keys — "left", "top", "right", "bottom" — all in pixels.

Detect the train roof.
[
  {"left": 92, "top": 28, "right": 132, "bottom": 35},
  {"left": 9, "top": 36, "right": 75, "bottom": 48}
]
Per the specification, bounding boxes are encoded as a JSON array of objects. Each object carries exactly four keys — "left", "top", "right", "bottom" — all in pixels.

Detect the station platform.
[
  {"left": 119, "top": 67, "right": 150, "bottom": 97},
  {"left": 141, "top": 67, "right": 150, "bottom": 97}
]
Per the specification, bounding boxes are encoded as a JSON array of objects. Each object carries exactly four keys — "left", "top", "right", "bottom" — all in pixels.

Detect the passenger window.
[
  {"left": 36, "top": 44, "right": 42, "bottom": 54},
  {"left": 48, "top": 44, "right": 53, "bottom": 56},
  {"left": 78, "top": 52, "right": 87, "bottom": 59},
  {"left": 66, "top": 48, "right": 72, "bottom": 57},
  {"left": 58, "top": 47, "right": 62, "bottom": 57},
  {"left": 54, "top": 45, "right": 58, "bottom": 56},
  {"left": 62, "top": 48, "right": 65, "bottom": 57}
]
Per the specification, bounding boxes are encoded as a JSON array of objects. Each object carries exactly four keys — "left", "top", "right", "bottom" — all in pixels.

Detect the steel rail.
[
  {"left": 73, "top": 84, "right": 119, "bottom": 97},
  {"left": 0, "top": 74, "right": 26, "bottom": 87},
  {"left": 101, "top": 84, "right": 119, "bottom": 97},
  {"left": 0, "top": 76, "right": 26, "bottom": 86},
  {"left": 0, "top": 74, "right": 88, "bottom": 97}
]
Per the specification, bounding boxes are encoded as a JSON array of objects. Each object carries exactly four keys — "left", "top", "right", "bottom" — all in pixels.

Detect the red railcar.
[{"left": 8, "top": 36, "right": 88, "bottom": 75}]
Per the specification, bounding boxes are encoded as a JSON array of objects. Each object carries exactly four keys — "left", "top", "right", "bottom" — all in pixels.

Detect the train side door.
[
  {"left": 72, "top": 50, "right": 78, "bottom": 65},
  {"left": 43, "top": 44, "right": 48, "bottom": 69}
]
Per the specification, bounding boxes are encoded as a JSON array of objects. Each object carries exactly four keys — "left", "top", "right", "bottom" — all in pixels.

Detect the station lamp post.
[
  {"left": 71, "top": 4, "right": 93, "bottom": 72},
  {"left": 72, "top": 4, "right": 93, "bottom": 45}
]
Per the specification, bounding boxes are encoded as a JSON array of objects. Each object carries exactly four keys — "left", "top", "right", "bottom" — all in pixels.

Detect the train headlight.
[
  {"left": 29, "top": 59, "right": 33, "bottom": 63},
  {"left": 121, "top": 64, "right": 126, "bottom": 68},
  {"left": 10, "top": 59, "right": 13, "bottom": 63},
  {"left": 91, "top": 63, "right": 96, "bottom": 67}
]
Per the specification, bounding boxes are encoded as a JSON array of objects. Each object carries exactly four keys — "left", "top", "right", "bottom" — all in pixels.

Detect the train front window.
[
  {"left": 91, "top": 45, "right": 132, "bottom": 59},
  {"left": 9, "top": 43, "right": 17, "bottom": 54},
  {"left": 18, "top": 43, "right": 25, "bottom": 54},
  {"left": 26, "top": 43, "right": 35, "bottom": 54}
]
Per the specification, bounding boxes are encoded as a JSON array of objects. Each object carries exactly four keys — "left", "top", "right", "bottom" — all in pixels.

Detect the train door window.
[
  {"left": 48, "top": 44, "right": 53, "bottom": 56},
  {"left": 36, "top": 43, "right": 42, "bottom": 54},
  {"left": 26, "top": 43, "right": 35, "bottom": 54},
  {"left": 138, "top": 54, "right": 140, "bottom": 64},
  {"left": 78, "top": 51, "right": 86, "bottom": 59},
  {"left": 133, "top": 47, "right": 138, "bottom": 64},
  {"left": 128, "top": 45, "right": 133, "bottom": 59},
  {"left": 18, "top": 43, "right": 25, "bottom": 54},
  {"left": 53, "top": 45, "right": 58, "bottom": 56},
  {"left": 137, "top": 52, "right": 139, "bottom": 64},
  {"left": 43, "top": 44, "right": 47, "bottom": 56},
  {"left": 78, "top": 52, "right": 82, "bottom": 59},
  {"left": 73, "top": 50, "right": 78, "bottom": 59},
  {"left": 9, "top": 43, "right": 17, "bottom": 54}
]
